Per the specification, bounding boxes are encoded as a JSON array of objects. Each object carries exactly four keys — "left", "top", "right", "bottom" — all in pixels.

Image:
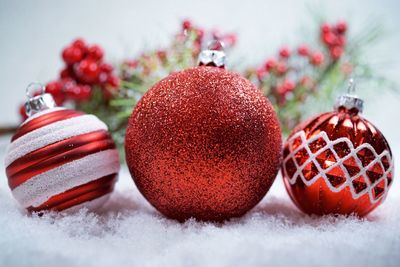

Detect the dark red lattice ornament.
[{"left": 282, "top": 80, "right": 394, "bottom": 216}]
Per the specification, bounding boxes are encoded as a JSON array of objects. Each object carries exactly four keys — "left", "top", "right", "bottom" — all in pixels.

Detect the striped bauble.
[{"left": 5, "top": 107, "right": 120, "bottom": 212}]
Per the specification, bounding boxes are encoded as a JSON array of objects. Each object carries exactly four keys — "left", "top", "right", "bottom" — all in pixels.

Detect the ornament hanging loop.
[
  {"left": 334, "top": 78, "right": 364, "bottom": 114},
  {"left": 24, "top": 82, "right": 56, "bottom": 117},
  {"left": 26, "top": 82, "right": 46, "bottom": 99},
  {"left": 198, "top": 40, "right": 226, "bottom": 68},
  {"left": 347, "top": 78, "right": 356, "bottom": 94}
]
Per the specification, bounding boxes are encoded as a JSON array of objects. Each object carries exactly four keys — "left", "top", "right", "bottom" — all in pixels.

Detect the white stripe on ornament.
[
  {"left": 21, "top": 107, "right": 67, "bottom": 125},
  {"left": 12, "top": 149, "right": 120, "bottom": 208},
  {"left": 5, "top": 114, "right": 108, "bottom": 167}
]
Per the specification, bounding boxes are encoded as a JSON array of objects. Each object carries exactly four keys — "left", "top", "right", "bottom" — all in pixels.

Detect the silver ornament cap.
[
  {"left": 334, "top": 78, "right": 364, "bottom": 113},
  {"left": 198, "top": 40, "right": 226, "bottom": 68},
  {"left": 24, "top": 82, "right": 56, "bottom": 117}
]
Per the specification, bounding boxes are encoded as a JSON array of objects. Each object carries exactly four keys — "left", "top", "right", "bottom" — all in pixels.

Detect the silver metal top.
[
  {"left": 198, "top": 40, "right": 226, "bottom": 68},
  {"left": 24, "top": 82, "right": 56, "bottom": 117},
  {"left": 334, "top": 78, "right": 364, "bottom": 113}
]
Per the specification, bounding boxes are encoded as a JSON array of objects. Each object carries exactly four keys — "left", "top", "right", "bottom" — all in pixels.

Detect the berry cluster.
[
  {"left": 320, "top": 20, "right": 347, "bottom": 60},
  {"left": 121, "top": 20, "right": 237, "bottom": 82},
  {"left": 254, "top": 43, "right": 325, "bottom": 102},
  {"left": 252, "top": 21, "right": 348, "bottom": 102},
  {"left": 245, "top": 20, "right": 348, "bottom": 133},
  {"left": 20, "top": 39, "right": 119, "bottom": 120},
  {"left": 180, "top": 19, "right": 237, "bottom": 51}
]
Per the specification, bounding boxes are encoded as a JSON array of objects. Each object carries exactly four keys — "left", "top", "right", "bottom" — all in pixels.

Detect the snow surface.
[{"left": 0, "top": 136, "right": 399, "bottom": 267}]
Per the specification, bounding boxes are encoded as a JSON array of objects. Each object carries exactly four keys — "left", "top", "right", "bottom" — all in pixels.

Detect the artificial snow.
[{"left": 0, "top": 136, "right": 399, "bottom": 267}]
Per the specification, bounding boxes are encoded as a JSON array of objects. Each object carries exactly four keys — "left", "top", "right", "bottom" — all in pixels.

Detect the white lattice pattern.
[{"left": 283, "top": 130, "right": 394, "bottom": 204}]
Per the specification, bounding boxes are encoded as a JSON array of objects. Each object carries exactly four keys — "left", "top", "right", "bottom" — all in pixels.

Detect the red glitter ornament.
[
  {"left": 5, "top": 83, "right": 120, "bottom": 212},
  {"left": 125, "top": 43, "right": 282, "bottom": 221},
  {"left": 282, "top": 80, "right": 394, "bottom": 216}
]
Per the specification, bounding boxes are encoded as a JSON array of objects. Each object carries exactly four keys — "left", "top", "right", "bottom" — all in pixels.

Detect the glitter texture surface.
[
  {"left": 125, "top": 66, "right": 282, "bottom": 221},
  {"left": 282, "top": 109, "right": 394, "bottom": 216}
]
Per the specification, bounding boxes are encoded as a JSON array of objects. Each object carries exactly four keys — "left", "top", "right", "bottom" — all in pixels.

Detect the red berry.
[
  {"left": 46, "top": 81, "right": 65, "bottom": 105},
  {"left": 336, "top": 35, "right": 346, "bottom": 46},
  {"left": 54, "top": 96, "right": 65, "bottom": 105},
  {"left": 64, "top": 85, "right": 79, "bottom": 99},
  {"left": 88, "top": 45, "right": 104, "bottom": 60},
  {"left": 72, "top": 38, "right": 86, "bottom": 49},
  {"left": 320, "top": 23, "right": 331, "bottom": 33},
  {"left": 60, "top": 67, "right": 74, "bottom": 79},
  {"left": 182, "top": 19, "right": 192, "bottom": 30},
  {"left": 103, "top": 77, "right": 119, "bottom": 99},
  {"left": 76, "top": 59, "right": 100, "bottom": 83},
  {"left": 330, "top": 46, "right": 343, "bottom": 60},
  {"left": 46, "top": 81, "right": 63, "bottom": 96},
  {"left": 98, "top": 72, "right": 108, "bottom": 83},
  {"left": 62, "top": 46, "right": 84, "bottom": 64},
  {"left": 65, "top": 84, "right": 91, "bottom": 101},
  {"left": 19, "top": 104, "right": 28, "bottom": 120},
  {"left": 336, "top": 20, "right": 347, "bottom": 34},
  {"left": 322, "top": 32, "right": 337, "bottom": 46},
  {"left": 297, "top": 45, "right": 309, "bottom": 56},
  {"left": 256, "top": 68, "right": 266, "bottom": 80},
  {"left": 276, "top": 84, "right": 287, "bottom": 96},
  {"left": 157, "top": 50, "right": 167, "bottom": 61},
  {"left": 77, "top": 85, "right": 92, "bottom": 101},
  {"left": 264, "top": 58, "right": 276, "bottom": 71},
  {"left": 100, "top": 63, "right": 113, "bottom": 73},
  {"left": 283, "top": 80, "right": 295, "bottom": 92},
  {"left": 107, "top": 75, "right": 120, "bottom": 88},
  {"left": 310, "top": 52, "right": 324, "bottom": 65},
  {"left": 279, "top": 47, "right": 291, "bottom": 58},
  {"left": 62, "top": 78, "right": 76, "bottom": 91},
  {"left": 276, "top": 62, "right": 287, "bottom": 75}
]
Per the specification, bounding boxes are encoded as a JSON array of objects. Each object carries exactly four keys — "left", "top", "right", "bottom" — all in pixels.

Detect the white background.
[{"left": 0, "top": 1, "right": 400, "bottom": 267}]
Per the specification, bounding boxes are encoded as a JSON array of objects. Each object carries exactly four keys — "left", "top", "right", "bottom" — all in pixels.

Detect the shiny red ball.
[
  {"left": 282, "top": 108, "right": 394, "bottom": 216},
  {"left": 125, "top": 66, "right": 282, "bottom": 221}
]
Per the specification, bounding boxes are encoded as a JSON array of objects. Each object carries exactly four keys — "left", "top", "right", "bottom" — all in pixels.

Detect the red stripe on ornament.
[
  {"left": 27, "top": 173, "right": 117, "bottom": 212},
  {"left": 12, "top": 109, "right": 84, "bottom": 142},
  {"left": 6, "top": 130, "right": 115, "bottom": 189}
]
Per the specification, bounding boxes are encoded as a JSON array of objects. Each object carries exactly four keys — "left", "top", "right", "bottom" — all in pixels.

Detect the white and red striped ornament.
[{"left": 5, "top": 83, "right": 120, "bottom": 212}]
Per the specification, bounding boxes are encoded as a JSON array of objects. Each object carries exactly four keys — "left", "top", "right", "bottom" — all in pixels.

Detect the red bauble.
[
  {"left": 125, "top": 66, "right": 282, "bottom": 221},
  {"left": 5, "top": 86, "right": 120, "bottom": 212},
  {"left": 282, "top": 92, "right": 394, "bottom": 216}
]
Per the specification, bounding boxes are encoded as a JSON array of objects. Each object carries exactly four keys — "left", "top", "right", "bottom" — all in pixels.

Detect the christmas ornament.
[
  {"left": 282, "top": 79, "right": 394, "bottom": 216},
  {"left": 125, "top": 42, "right": 282, "bottom": 221},
  {"left": 5, "top": 83, "right": 120, "bottom": 212}
]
